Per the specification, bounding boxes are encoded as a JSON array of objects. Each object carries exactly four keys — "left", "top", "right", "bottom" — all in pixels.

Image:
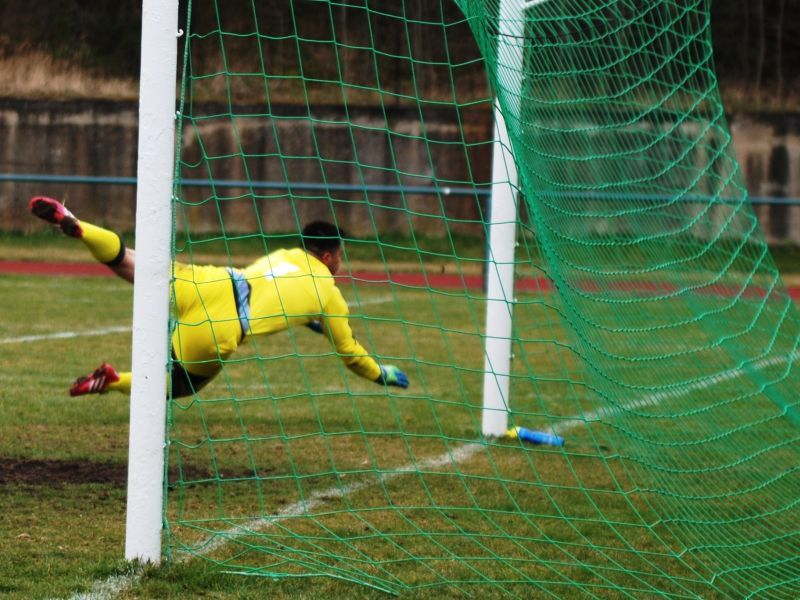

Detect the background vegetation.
[{"left": 0, "top": 0, "right": 798, "bottom": 109}]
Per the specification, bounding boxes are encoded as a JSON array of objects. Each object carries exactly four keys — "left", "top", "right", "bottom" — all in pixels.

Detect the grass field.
[
  {"left": 2, "top": 236, "right": 800, "bottom": 599},
  {"left": 0, "top": 272, "right": 403, "bottom": 599}
]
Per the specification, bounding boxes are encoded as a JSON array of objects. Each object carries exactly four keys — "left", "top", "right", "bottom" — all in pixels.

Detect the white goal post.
[
  {"left": 125, "top": 0, "right": 180, "bottom": 563},
  {"left": 123, "top": 0, "right": 525, "bottom": 561},
  {"left": 481, "top": 0, "right": 524, "bottom": 437}
]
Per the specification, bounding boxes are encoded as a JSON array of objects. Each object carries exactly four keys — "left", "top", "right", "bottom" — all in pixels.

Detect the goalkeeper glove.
[
  {"left": 376, "top": 365, "right": 409, "bottom": 388},
  {"left": 305, "top": 319, "right": 324, "bottom": 334}
]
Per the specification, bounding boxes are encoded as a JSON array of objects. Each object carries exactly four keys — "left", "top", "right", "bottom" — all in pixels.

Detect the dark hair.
[{"left": 301, "top": 221, "right": 344, "bottom": 256}]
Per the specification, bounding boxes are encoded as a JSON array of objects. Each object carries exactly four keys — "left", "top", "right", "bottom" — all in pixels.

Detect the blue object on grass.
[{"left": 508, "top": 426, "right": 565, "bottom": 447}]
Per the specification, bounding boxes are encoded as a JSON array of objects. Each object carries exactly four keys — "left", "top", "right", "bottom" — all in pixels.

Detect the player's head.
[{"left": 302, "top": 221, "right": 345, "bottom": 275}]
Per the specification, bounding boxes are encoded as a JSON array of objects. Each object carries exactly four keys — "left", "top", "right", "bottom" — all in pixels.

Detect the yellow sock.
[
  {"left": 79, "top": 221, "right": 125, "bottom": 265},
  {"left": 106, "top": 371, "right": 180, "bottom": 396},
  {"left": 107, "top": 372, "right": 132, "bottom": 394}
]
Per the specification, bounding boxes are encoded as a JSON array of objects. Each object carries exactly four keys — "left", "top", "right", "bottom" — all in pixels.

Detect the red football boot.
[
  {"left": 69, "top": 363, "right": 120, "bottom": 396},
  {"left": 29, "top": 196, "right": 83, "bottom": 238}
]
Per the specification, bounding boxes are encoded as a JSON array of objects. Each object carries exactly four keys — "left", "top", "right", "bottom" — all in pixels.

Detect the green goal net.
[{"left": 166, "top": 0, "right": 800, "bottom": 596}]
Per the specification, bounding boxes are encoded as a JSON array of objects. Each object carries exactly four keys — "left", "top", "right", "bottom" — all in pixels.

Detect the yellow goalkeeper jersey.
[{"left": 239, "top": 248, "right": 381, "bottom": 381}]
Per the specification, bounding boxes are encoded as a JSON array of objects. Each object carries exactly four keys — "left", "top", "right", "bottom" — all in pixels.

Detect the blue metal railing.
[
  {"left": 2, "top": 172, "right": 799, "bottom": 205},
  {"left": 0, "top": 173, "right": 486, "bottom": 198}
]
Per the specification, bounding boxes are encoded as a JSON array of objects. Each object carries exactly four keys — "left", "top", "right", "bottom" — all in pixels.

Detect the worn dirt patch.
[
  {"left": 0, "top": 457, "right": 128, "bottom": 486},
  {"left": 0, "top": 458, "right": 217, "bottom": 487}
]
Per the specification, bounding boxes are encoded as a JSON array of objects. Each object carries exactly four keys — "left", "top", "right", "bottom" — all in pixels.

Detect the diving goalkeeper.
[{"left": 29, "top": 196, "right": 409, "bottom": 398}]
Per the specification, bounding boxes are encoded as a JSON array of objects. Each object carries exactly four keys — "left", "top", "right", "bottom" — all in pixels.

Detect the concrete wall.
[
  {"left": 730, "top": 114, "right": 800, "bottom": 243},
  {"left": 2, "top": 99, "right": 799, "bottom": 242},
  {"left": 0, "top": 99, "right": 492, "bottom": 238},
  {"left": 0, "top": 99, "right": 139, "bottom": 234}
]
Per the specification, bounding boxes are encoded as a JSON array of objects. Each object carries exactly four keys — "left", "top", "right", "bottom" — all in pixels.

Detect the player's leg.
[
  {"left": 67, "top": 263, "right": 240, "bottom": 399},
  {"left": 169, "top": 262, "right": 240, "bottom": 395},
  {"left": 29, "top": 196, "right": 135, "bottom": 283},
  {"left": 69, "top": 358, "right": 211, "bottom": 398},
  {"left": 169, "top": 359, "right": 214, "bottom": 397},
  {"left": 69, "top": 363, "right": 131, "bottom": 396}
]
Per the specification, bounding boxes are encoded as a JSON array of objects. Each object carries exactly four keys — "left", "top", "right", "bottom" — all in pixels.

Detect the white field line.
[
  {"left": 65, "top": 346, "right": 798, "bottom": 599},
  {"left": 64, "top": 570, "right": 145, "bottom": 600},
  {"left": 3, "top": 296, "right": 391, "bottom": 348},
  {"left": 0, "top": 326, "right": 131, "bottom": 345},
  {"left": 348, "top": 294, "right": 395, "bottom": 307},
  {"left": 179, "top": 442, "right": 486, "bottom": 559},
  {"left": 552, "top": 349, "right": 800, "bottom": 434},
  {"left": 63, "top": 443, "right": 484, "bottom": 600}
]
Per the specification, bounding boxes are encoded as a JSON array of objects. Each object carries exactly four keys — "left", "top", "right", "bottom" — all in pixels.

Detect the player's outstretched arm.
[
  {"left": 313, "top": 289, "right": 411, "bottom": 389},
  {"left": 307, "top": 316, "right": 411, "bottom": 388}
]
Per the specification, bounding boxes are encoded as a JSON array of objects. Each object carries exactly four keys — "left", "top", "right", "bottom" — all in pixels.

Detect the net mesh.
[{"left": 166, "top": 0, "right": 800, "bottom": 596}]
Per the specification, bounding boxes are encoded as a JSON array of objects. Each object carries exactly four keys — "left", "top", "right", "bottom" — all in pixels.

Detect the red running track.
[{"left": 2, "top": 260, "right": 799, "bottom": 300}]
